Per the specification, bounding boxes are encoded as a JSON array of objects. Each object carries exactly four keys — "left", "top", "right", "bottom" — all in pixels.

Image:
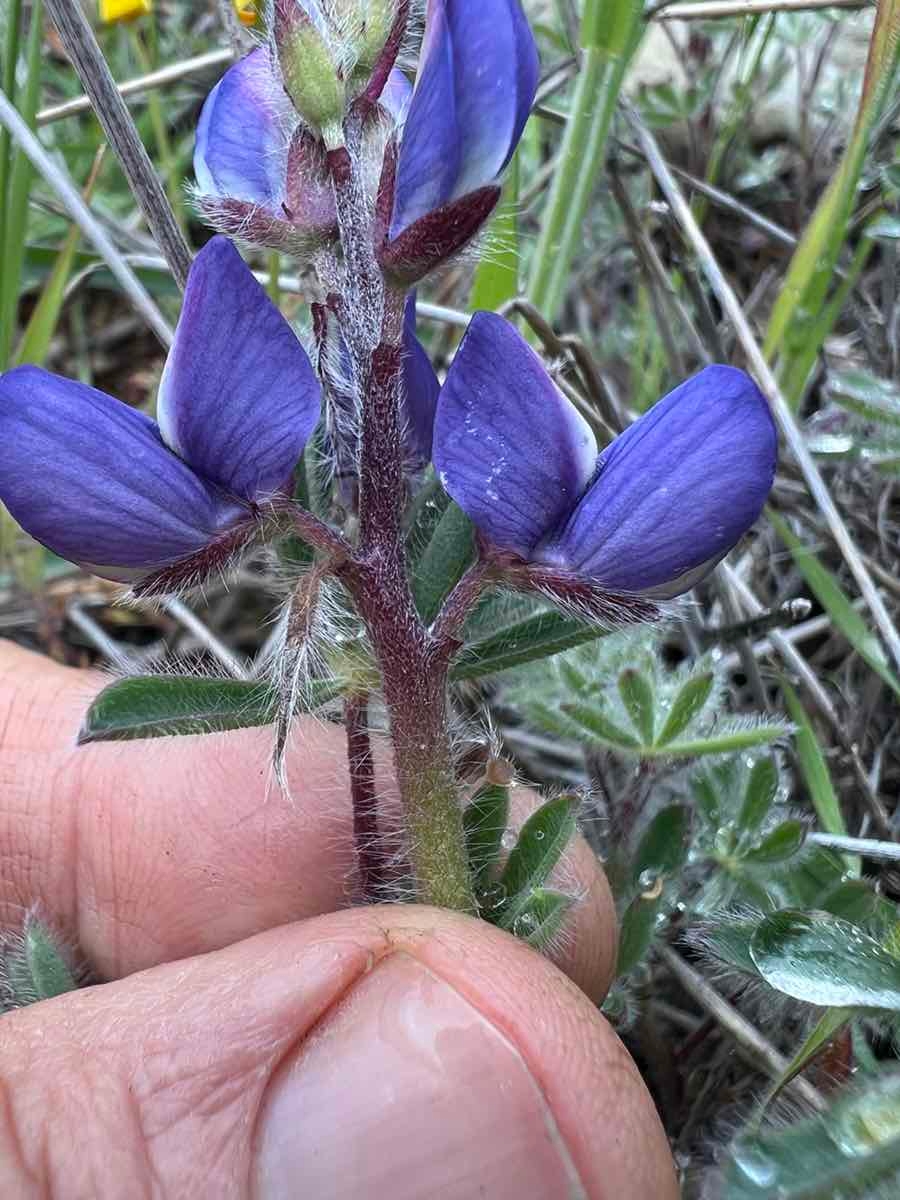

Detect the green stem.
[
  {"left": 0, "top": 0, "right": 24, "bottom": 276},
  {"left": 0, "top": 0, "right": 42, "bottom": 369},
  {"left": 527, "top": 1, "right": 643, "bottom": 323}
]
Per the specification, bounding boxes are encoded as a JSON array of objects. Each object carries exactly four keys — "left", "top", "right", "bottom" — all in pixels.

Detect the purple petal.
[
  {"left": 390, "top": 0, "right": 459, "bottom": 235},
  {"left": 0, "top": 367, "right": 243, "bottom": 581},
  {"left": 433, "top": 312, "right": 597, "bottom": 557},
  {"left": 390, "top": 0, "right": 538, "bottom": 236},
  {"left": 157, "top": 238, "right": 321, "bottom": 501},
  {"left": 194, "top": 49, "right": 291, "bottom": 208},
  {"left": 401, "top": 294, "right": 439, "bottom": 469},
  {"left": 541, "top": 366, "right": 777, "bottom": 596}
]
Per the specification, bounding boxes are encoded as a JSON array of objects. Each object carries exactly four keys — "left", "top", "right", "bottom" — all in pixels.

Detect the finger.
[
  {"left": 0, "top": 642, "right": 614, "bottom": 996},
  {"left": 0, "top": 906, "right": 677, "bottom": 1199}
]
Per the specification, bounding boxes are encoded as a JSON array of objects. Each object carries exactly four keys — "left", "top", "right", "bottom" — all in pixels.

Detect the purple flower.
[
  {"left": 194, "top": 50, "right": 411, "bottom": 253},
  {"left": 379, "top": 0, "right": 539, "bottom": 281},
  {"left": 0, "top": 238, "right": 321, "bottom": 587},
  {"left": 433, "top": 313, "right": 777, "bottom": 600}
]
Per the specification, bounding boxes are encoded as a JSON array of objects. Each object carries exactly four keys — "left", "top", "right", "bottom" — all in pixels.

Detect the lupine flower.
[
  {"left": 434, "top": 313, "right": 777, "bottom": 603},
  {"left": 0, "top": 238, "right": 320, "bottom": 589},
  {"left": 379, "top": 0, "right": 539, "bottom": 282},
  {"left": 194, "top": 50, "right": 410, "bottom": 254},
  {"left": 315, "top": 294, "right": 439, "bottom": 497}
]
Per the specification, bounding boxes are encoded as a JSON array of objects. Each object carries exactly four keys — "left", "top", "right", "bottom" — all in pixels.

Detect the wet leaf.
[
  {"left": 738, "top": 758, "right": 779, "bottom": 834},
  {"left": 510, "top": 888, "right": 573, "bottom": 950},
  {"left": 618, "top": 667, "right": 655, "bottom": 744},
  {"left": 496, "top": 795, "right": 579, "bottom": 931},
  {"left": 655, "top": 672, "right": 713, "bottom": 745},
  {"left": 750, "top": 909, "right": 900, "bottom": 1010},
  {"left": 464, "top": 784, "right": 510, "bottom": 885},
  {"left": 412, "top": 501, "right": 475, "bottom": 624},
  {"left": 561, "top": 700, "right": 641, "bottom": 749},
  {"left": 632, "top": 805, "right": 690, "bottom": 886},
  {"left": 742, "top": 820, "right": 806, "bottom": 865}
]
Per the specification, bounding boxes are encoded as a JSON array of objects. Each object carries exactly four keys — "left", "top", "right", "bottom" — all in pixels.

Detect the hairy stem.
[
  {"left": 328, "top": 122, "right": 476, "bottom": 913},
  {"left": 344, "top": 694, "right": 386, "bottom": 899}
]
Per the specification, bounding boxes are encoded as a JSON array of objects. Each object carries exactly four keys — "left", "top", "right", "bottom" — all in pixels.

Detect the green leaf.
[
  {"left": 78, "top": 675, "right": 343, "bottom": 743},
  {"left": 618, "top": 668, "right": 655, "bottom": 744},
  {"left": 691, "top": 771, "right": 721, "bottom": 830},
  {"left": 632, "top": 805, "right": 690, "bottom": 885},
  {"left": 452, "top": 612, "right": 609, "bottom": 680},
  {"left": 759, "top": 1006, "right": 853, "bottom": 1115},
  {"left": 2, "top": 911, "right": 78, "bottom": 1010},
  {"left": 660, "top": 723, "right": 789, "bottom": 758},
  {"left": 561, "top": 700, "right": 641, "bottom": 749},
  {"left": 763, "top": 0, "right": 900, "bottom": 405},
  {"left": 0, "top": 0, "right": 42, "bottom": 369},
  {"left": 738, "top": 757, "right": 779, "bottom": 834},
  {"left": 750, "top": 909, "right": 900, "bottom": 1010},
  {"left": 770, "top": 511, "right": 900, "bottom": 701},
  {"left": 724, "top": 1073, "right": 900, "bottom": 1199},
  {"left": 781, "top": 678, "right": 859, "bottom": 876},
  {"left": 617, "top": 893, "right": 664, "bottom": 975},
  {"left": 412, "top": 501, "right": 475, "bottom": 625},
  {"left": 742, "top": 819, "right": 806, "bottom": 865},
  {"left": 655, "top": 672, "right": 714, "bottom": 745},
  {"left": 496, "top": 795, "right": 579, "bottom": 931},
  {"left": 510, "top": 888, "right": 573, "bottom": 950},
  {"left": 464, "top": 784, "right": 510, "bottom": 885}
]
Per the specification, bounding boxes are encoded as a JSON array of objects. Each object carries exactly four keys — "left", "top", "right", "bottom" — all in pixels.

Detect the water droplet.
[
  {"left": 512, "top": 911, "right": 538, "bottom": 937},
  {"left": 500, "top": 830, "right": 516, "bottom": 851},
  {"left": 637, "top": 868, "right": 658, "bottom": 891},
  {"left": 478, "top": 882, "right": 507, "bottom": 912},
  {"left": 533, "top": 830, "right": 545, "bottom": 841},
  {"left": 731, "top": 1144, "right": 778, "bottom": 1187}
]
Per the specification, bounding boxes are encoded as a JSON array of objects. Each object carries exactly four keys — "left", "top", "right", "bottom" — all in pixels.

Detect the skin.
[{"left": 0, "top": 640, "right": 678, "bottom": 1199}]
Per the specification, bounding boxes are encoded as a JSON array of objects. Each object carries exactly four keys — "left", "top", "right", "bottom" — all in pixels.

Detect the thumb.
[{"left": 0, "top": 907, "right": 677, "bottom": 1199}]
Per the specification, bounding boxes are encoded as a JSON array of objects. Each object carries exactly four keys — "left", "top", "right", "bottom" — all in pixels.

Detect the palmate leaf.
[{"left": 78, "top": 674, "right": 343, "bottom": 743}]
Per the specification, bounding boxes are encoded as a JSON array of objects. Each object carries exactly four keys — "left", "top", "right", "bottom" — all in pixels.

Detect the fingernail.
[{"left": 254, "top": 952, "right": 586, "bottom": 1199}]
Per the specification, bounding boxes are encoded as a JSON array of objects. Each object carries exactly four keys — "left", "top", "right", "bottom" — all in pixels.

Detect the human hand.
[{"left": 0, "top": 641, "right": 677, "bottom": 1198}]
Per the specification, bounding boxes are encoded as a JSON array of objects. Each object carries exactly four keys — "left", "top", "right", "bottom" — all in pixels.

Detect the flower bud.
[
  {"left": 99, "top": 0, "right": 151, "bottom": 21},
  {"left": 273, "top": 0, "right": 346, "bottom": 147}
]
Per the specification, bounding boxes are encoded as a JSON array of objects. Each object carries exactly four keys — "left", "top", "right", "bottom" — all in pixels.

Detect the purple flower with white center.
[
  {"left": 378, "top": 0, "right": 539, "bottom": 282},
  {"left": 434, "top": 313, "right": 777, "bottom": 605},
  {"left": 0, "top": 237, "right": 321, "bottom": 589},
  {"left": 194, "top": 49, "right": 411, "bottom": 253}
]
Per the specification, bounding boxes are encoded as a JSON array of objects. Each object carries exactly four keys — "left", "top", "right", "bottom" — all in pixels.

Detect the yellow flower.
[
  {"left": 233, "top": 0, "right": 259, "bottom": 24},
  {"left": 99, "top": 0, "right": 152, "bottom": 21}
]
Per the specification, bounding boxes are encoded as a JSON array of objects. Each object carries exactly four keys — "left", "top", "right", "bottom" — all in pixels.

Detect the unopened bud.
[
  {"left": 356, "top": 0, "right": 395, "bottom": 69},
  {"left": 273, "top": 0, "right": 345, "bottom": 147},
  {"left": 99, "top": 0, "right": 151, "bottom": 21}
]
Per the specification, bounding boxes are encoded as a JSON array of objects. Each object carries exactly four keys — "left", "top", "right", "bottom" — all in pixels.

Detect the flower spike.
[
  {"left": 433, "top": 313, "right": 777, "bottom": 601},
  {"left": 0, "top": 238, "right": 322, "bottom": 588}
]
